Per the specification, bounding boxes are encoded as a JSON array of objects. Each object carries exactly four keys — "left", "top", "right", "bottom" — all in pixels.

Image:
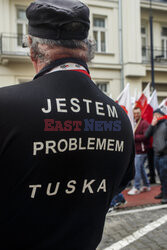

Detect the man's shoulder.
[
  {"left": 0, "top": 80, "right": 38, "bottom": 113},
  {"left": 0, "top": 80, "right": 34, "bottom": 94},
  {"left": 0, "top": 80, "right": 37, "bottom": 101}
]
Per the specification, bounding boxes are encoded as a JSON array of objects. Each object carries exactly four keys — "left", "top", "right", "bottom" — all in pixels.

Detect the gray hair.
[{"left": 27, "top": 35, "right": 96, "bottom": 64}]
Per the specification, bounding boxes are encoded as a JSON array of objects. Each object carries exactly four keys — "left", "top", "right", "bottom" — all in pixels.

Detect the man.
[
  {"left": 0, "top": 0, "right": 135, "bottom": 249},
  {"left": 128, "top": 107, "right": 150, "bottom": 195},
  {"left": 145, "top": 109, "right": 167, "bottom": 204}
]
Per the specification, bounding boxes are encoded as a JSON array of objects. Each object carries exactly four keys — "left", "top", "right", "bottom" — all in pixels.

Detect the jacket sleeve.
[
  {"left": 135, "top": 120, "right": 149, "bottom": 142},
  {"left": 145, "top": 125, "right": 154, "bottom": 139},
  {"left": 157, "top": 121, "right": 167, "bottom": 154}
]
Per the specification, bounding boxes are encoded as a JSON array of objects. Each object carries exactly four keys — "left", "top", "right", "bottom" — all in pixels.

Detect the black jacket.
[
  {"left": 145, "top": 119, "right": 167, "bottom": 156},
  {"left": 0, "top": 58, "right": 134, "bottom": 250}
]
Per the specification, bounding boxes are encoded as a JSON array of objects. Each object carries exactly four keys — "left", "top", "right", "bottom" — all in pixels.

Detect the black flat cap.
[
  {"left": 26, "top": 0, "right": 90, "bottom": 40},
  {"left": 153, "top": 108, "right": 165, "bottom": 116}
]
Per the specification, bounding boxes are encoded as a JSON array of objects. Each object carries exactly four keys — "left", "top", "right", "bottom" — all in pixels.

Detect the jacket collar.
[
  {"left": 34, "top": 57, "right": 89, "bottom": 80},
  {"left": 157, "top": 115, "right": 167, "bottom": 122}
]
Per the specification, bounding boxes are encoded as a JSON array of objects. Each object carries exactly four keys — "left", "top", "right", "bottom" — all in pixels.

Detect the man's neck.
[
  {"left": 33, "top": 57, "right": 89, "bottom": 80},
  {"left": 33, "top": 55, "right": 72, "bottom": 74},
  {"left": 136, "top": 118, "right": 141, "bottom": 123}
]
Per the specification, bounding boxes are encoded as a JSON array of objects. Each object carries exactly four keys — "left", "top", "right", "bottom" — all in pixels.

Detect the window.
[
  {"left": 162, "top": 27, "right": 167, "bottom": 36},
  {"left": 141, "top": 26, "right": 147, "bottom": 58},
  {"left": 93, "top": 16, "right": 107, "bottom": 53},
  {"left": 17, "top": 8, "right": 28, "bottom": 47},
  {"left": 96, "top": 82, "right": 108, "bottom": 93},
  {"left": 161, "top": 27, "right": 167, "bottom": 59}
]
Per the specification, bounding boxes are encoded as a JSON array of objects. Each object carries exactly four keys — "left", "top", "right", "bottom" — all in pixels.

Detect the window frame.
[
  {"left": 96, "top": 81, "right": 109, "bottom": 94},
  {"left": 141, "top": 25, "right": 147, "bottom": 59},
  {"left": 161, "top": 26, "right": 167, "bottom": 59},
  {"left": 93, "top": 15, "right": 108, "bottom": 53},
  {"left": 16, "top": 6, "right": 28, "bottom": 48}
]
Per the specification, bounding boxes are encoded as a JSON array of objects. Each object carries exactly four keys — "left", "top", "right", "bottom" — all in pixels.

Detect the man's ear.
[
  {"left": 31, "top": 52, "right": 39, "bottom": 73},
  {"left": 30, "top": 47, "right": 36, "bottom": 62},
  {"left": 27, "top": 35, "right": 32, "bottom": 48},
  {"left": 28, "top": 36, "right": 36, "bottom": 62}
]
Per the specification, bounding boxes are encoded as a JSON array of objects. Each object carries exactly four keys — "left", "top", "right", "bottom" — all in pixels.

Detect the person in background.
[
  {"left": 145, "top": 109, "right": 167, "bottom": 204},
  {"left": 147, "top": 145, "right": 156, "bottom": 184},
  {"left": 128, "top": 107, "right": 150, "bottom": 195},
  {"left": 108, "top": 193, "right": 127, "bottom": 212}
]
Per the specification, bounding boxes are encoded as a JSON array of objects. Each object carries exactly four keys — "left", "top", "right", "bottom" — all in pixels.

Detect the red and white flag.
[
  {"left": 159, "top": 98, "right": 167, "bottom": 115},
  {"left": 142, "top": 90, "right": 159, "bottom": 124},
  {"left": 116, "top": 83, "right": 134, "bottom": 130},
  {"left": 135, "top": 83, "right": 150, "bottom": 116},
  {"left": 131, "top": 88, "right": 140, "bottom": 108}
]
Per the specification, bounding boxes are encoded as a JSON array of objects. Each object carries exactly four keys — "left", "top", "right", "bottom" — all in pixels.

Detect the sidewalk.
[{"left": 120, "top": 184, "right": 161, "bottom": 208}]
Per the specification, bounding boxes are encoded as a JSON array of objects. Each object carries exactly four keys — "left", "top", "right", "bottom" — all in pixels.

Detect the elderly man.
[{"left": 0, "top": 0, "right": 135, "bottom": 249}]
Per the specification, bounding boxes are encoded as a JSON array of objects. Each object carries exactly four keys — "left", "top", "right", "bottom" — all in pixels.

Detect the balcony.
[
  {"left": 143, "top": 0, "right": 167, "bottom": 2},
  {"left": 141, "top": 0, "right": 167, "bottom": 3},
  {"left": 0, "top": 33, "right": 30, "bottom": 63},
  {"left": 142, "top": 47, "right": 167, "bottom": 64},
  {"left": 141, "top": 0, "right": 167, "bottom": 11}
]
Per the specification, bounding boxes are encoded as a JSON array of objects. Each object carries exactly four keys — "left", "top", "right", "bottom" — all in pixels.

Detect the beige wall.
[
  {"left": 90, "top": 67, "right": 121, "bottom": 100},
  {"left": 0, "top": 61, "right": 34, "bottom": 87}
]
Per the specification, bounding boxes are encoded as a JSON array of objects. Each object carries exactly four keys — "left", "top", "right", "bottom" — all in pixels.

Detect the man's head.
[
  {"left": 26, "top": 0, "right": 90, "bottom": 41},
  {"left": 133, "top": 107, "right": 141, "bottom": 122},
  {"left": 26, "top": 0, "right": 95, "bottom": 72},
  {"left": 153, "top": 108, "right": 165, "bottom": 119}
]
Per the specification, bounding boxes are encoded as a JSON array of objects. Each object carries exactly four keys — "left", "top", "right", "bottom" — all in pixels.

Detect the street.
[{"left": 97, "top": 204, "right": 167, "bottom": 250}]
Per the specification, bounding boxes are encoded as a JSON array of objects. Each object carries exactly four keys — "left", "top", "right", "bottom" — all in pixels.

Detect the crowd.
[{"left": 109, "top": 106, "right": 167, "bottom": 211}]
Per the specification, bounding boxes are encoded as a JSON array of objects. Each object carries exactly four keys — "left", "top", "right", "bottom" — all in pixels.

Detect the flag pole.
[{"left": 149, "top": 0, "right": 155, "bottom": 91}]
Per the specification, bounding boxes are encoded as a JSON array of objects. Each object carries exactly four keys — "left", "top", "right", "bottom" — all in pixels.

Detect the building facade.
[{"left": 0, "top": 0, "right": 167, "bottom": 102}]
